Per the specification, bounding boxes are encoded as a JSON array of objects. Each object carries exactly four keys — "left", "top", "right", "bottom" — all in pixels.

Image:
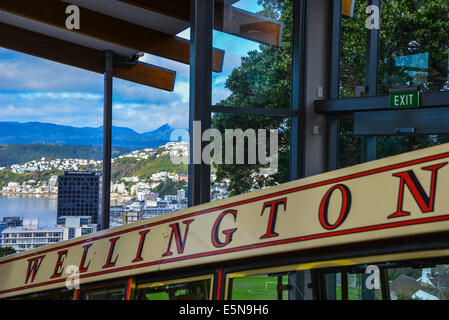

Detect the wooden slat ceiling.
[
  {"left": 0, "top": 0, "right": 282, "bottom": 91},
  {"left": 119, "top": 0, "right": 283, "bottom": 46}
]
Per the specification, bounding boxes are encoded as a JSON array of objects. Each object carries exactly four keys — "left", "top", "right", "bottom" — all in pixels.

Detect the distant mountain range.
[{"left": 0, "top": 121, "right": 179, "bottom": 150}]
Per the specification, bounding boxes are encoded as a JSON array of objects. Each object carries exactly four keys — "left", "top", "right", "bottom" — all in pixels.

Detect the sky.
[{"left": 0, "top": 0, "right": 262, "bottom": 134}]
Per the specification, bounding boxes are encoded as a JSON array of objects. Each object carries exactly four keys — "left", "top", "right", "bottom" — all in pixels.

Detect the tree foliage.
[
  {"left": 339, "top": 0, "right": 449, "bottom": 168},
  {"left": 0, "top": 168, "right": 64, "bottom": 189},
  {"left": 111, "top": 154, "right": 187, "bottom": 182},
  {"left": 0, "top": 247, "right": 16, "bottom": 257},
  {"left": 212, "top": 0, "right": 292, "bottom": 196},
  {"left": 0, "top": 143, "right": 126, "bottom": 167},
  {"left": 213, "top": 0, "right": 449, "bottom": 194},
  {"left": 154, "top": 178, "right": 187, "bottom": 199}
]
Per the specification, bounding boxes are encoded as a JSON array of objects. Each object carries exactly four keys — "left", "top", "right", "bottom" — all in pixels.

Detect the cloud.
[
  {"left": 0, "top": 50, "right": 102, "bottom": 92},
  {"left": 112, "top": 102, "right": 188, "bottom": 133},
  {"left": 0, "top": 49, "right": 190, "bottom": 132},
  {"left": 0, "top": 29, "right": 257, "bottom": 133},
  {"left": 0, "top": 91, "right": 104, "bottom": 128}
]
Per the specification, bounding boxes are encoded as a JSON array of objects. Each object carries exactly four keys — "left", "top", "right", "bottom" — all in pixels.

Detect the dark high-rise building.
[
  {"left": 2, "top": 217, "right": 23, "bottom": 228},
  {"left": 57, "top": 171, "right": 102, "bottom": 225}
]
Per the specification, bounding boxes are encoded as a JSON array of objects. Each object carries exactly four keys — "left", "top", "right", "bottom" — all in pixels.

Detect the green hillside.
[
  {"left": 0, "top": 144, "right": 127, "bottom": 167},
  {"left": 0, "top": 168, "right": 63, "bottom": 189},
  {"left": 111, "top": 154, "right": 187, "bottom": 182}
]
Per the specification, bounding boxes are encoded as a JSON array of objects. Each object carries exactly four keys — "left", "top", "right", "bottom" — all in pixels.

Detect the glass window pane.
[
  {"left": 338, "top": 118, "right": 449, "bottom": 169},
  {"left": 211, "top": 113, "right": 290, "bottom": 200},
  {"left": 228, "top": 270, "right": 312, "bottom": 300},
  {"left": 324, "top": 267, "right": 382, "bottom": 300},
  {"left": 80, "top": 284, "right": 126, "bottom": 300},
  {"left": 388, "top": 265, "right": 449, "bottom": 300},
  {"left": 134, "top": 277, "right": 212, "bottom": 301},
  {"left": 212, "top": 0, "right": 292, "bottom": 109},
  {"left": 378, "top": 0, "right": 449, "bottom": 94},
  {"left": 230, "top": 274, "right": 289, "bottom": 300},
  {"left": 339, "top": 0, "right": 368, "bottom": 98},
  {"left": 0, "top": 48, "right": 103, "bottom": 246},
  {"left": 110, "top": 54, "right": 189, "bottom": 227},
  {"left": 13, "top": 288, "right": 75, "bottom": 300}
]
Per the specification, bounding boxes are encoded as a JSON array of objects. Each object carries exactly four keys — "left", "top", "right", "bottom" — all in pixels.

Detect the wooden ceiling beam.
[
  {"left": 0, "top": 0, "right": 224, "bottom": 72},
  {"left": 119, "top": 0, "right": 282, "bottom": 47},
  {"left": 0, "top": 22, "right": 176, "bottom": 91}
]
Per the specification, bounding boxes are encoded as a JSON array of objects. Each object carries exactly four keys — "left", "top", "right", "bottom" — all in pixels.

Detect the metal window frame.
[
  {"left": 188, "top": 0, "right": 213, "bottom": 207},
  {"left": 315, "top": 91, "right": 449, "bottom": 114},
  {"left": 101, "top": 51, "right": 114, "bottom": 230},
  {"left": 191, "top": 0, "right": 309, "bottom": 205},
  {"left": 289, "top": 0, "right": 308, "bottom": 181},
  {"left": 320, "top": 0, "right": 449, "bottom": 167},
  {"left": 362, "top": 0, "right": 381, "bottom": 161},
  {"left": 327, "top": 0, "right": 342, "bottom": 171}
]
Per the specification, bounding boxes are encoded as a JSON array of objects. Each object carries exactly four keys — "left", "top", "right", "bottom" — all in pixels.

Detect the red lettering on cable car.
[
  {"left": 319, "top": 184, "right": 352, "bottom": 230},
  {"left": 162, "top": 219, "right": 195, "bottom": 256},
  {"left": 132, "top": 229, "right": 151, "bottom": 263},
  {"left": 211, "top": 210, "right": 238, "bottom": 248},
  {"left": 102, "top": 237, "right": 120, "bottom": 268},
  {"left": 388, "top": 162, "right": 447, "bottom": 219},
  {"left": 50, "top": 249, "right": 68, "bottom": 279},
  {"left": 24, "top": 255, "right": 45, "bottom": 284},
  {"left": 79, "top": 243, "right": 92, "bottom": 273},
  {"left": 260, "top": 198, "right": 287, "bottom": 239}
]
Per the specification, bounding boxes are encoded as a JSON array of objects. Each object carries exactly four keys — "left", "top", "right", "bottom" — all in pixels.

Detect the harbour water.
[{"left": 0, "top": 194, "right": 57, "bottom": 228}]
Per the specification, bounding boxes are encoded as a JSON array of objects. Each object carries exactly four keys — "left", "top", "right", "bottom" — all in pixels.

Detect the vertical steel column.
[
  {"left": 329, "top": 0, "right": 342, "bottom": 100},
  {"left": 323, "top": 0, "right": 342, "bottom": 300},
  {"left": 290, "top": 0, "right": 308, "bottom": 181},
  {"left": 362, "top": 0, "right": 381, "bottom": 162},
  {"left": 327, "top": 0, "right": 342, "bottom": 171},
  {"left": 188, "top": 0, "right": 213, "bottom": 207},
  {"left": 289, "top": 0, "right": 310, "bottom": 300},
  {"left": 101, "top": 50, "right": 113, "bottom": 230},
  {"left": 366, "top": 0, "right": 380, "bottom": 97}
]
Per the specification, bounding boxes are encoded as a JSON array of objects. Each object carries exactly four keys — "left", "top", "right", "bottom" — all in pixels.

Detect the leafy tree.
[
  {"left": 111, "top": 154, "right": 187, "bottom": 182},
  {"left": 0, "top": 143, "right": 127, "bottom": 167},
  {"left": 212, "top": 0, "right": 292, "bottom": 196},
  {"left": 0, "top": 168, "right": 64, "bottom": 189},
  {"left": 153, "top": 178, "right": 187, "bottom": 199},
  {"left": 0, "top": 246, "right": 16, "bottom": 257},
  {"left": 213, "top": 0, "right": 449, "bottom": 194},
  {"left": 338, "top": 0, "right": 449, "bottom": 168}
]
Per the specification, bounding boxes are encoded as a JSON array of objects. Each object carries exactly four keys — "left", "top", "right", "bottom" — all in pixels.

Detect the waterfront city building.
[
  {"left": 0, "top": 221, "right": 7, "bottom": 245},
  {"left": 55, "top": 216, "right": 97, "bottom": 241},
  {"left": 57, "top": 171, "right": 102, "bottom": 225},
  {"left": 0, "top": 219, "right": 63, "bottom": 253},
  {"left": 2, "top": 217, "right": 23, "bottom": 228}
]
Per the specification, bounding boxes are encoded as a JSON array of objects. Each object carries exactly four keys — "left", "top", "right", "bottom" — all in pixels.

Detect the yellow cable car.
[{"left": 1, "top": 143, "right": 449, "bottom": 300}]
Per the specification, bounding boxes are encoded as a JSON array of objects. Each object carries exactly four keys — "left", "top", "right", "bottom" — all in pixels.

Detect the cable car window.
[
  {"left": 78, "top": 281, "right": 127, "bottom": 300},
  {"left": 10, "top": 288, "right": 75, "bottom": 300},
  {"left": 228, "top": 273, "right": 290, "bottom": 300},
  {"left": 134, "top": 275, "right": 213, "bottom": 300},
  {"left": 387, "top": 265, "right": 449, "bottom": 300},
  {"left": 226, "top": 267, "right": 313, "bottom": 300},
  {"left": 324, "top": 270, "right": 382, "bottom": 300}
]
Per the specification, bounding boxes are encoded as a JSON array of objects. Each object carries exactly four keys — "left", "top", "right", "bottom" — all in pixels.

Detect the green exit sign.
[{"left": 389, "top": 91, "right": 420, "bottom": 109}]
